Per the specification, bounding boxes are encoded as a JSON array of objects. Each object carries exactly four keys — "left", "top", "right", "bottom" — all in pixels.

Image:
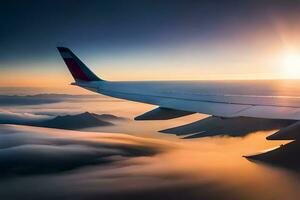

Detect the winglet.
[{"left": 57, "top": 47, "right": 102, "bottom": 82}]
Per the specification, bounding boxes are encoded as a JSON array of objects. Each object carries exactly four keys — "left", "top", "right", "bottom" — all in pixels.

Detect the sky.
[{"left": 1, "top": 0, "right": 300, "bottom": 88}]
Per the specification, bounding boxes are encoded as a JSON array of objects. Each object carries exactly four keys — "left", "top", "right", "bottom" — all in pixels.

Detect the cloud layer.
[
  {"left": 0, "top": 124, "right": 170, "bottom": 176},
  {"left": 0, "top": 110, "right": 51, "bottom": 124},
  {"left": 0, "top": 94, "right": 100, "bottom": 106},
  {"left": 0, "top": 94, "right": 300, "bottom": 200},
  {"left": 0, "top": 125, "right": 299, "bottom": 200}
]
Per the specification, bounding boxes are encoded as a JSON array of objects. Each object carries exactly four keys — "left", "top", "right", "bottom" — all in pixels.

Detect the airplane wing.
[{"left": 57, "top": 47, "right": 300, "bottom": 121}]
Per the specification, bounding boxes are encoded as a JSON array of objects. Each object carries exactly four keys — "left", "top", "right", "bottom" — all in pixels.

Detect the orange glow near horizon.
[{"left": 1, "top": 65, "right": 300, "bottom": 90}]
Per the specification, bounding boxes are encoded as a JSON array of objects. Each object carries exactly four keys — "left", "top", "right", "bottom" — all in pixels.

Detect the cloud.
[
  {"left": 0, "top": 94, "right": 62, "bottom": 106},
  {"left": 0, "top": 125, "right": 212, "bottom": 200},
  {"left": 0, "top": 94, "right": 103, "bottom": 106},
  {"left": 0, "top": 125, "right": 298, "bottom": 200},
  {"left": 0, "top": 124, "right": 171, "bottom": 176},
  {"left": 0, "top": 110, "right": 51, "bottom": 124}
]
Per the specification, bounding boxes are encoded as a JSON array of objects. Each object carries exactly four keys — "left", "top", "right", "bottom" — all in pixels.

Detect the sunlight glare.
[{"left": 281, "top": 51, "right": 300, "bottom": 79}]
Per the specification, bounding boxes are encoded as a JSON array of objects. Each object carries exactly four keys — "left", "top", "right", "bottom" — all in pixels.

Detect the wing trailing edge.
[{"left": 160, "top": 116, "right": 294, "bottom": 138}]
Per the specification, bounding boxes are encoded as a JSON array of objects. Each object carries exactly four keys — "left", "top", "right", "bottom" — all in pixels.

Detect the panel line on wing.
[{"left": 98, "top": 87, "right": 300, "bottom": 109}]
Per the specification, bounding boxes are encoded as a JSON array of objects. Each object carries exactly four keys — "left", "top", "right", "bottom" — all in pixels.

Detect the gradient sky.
[{"left": 1, "top": 0, "right": 300, "bottom": 87}]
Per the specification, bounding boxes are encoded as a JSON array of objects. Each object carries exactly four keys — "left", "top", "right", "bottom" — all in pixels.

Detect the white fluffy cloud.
[{"left": 0, "top": 110, "right": 51, "bottom": 124}]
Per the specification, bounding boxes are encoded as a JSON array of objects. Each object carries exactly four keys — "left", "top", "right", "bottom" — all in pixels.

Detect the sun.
[{"left": 280, "top": 51, "right": 300, "bottom": 79}]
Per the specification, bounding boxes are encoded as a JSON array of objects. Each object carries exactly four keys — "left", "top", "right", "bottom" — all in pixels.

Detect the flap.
[{"left": 135, "top": 107, "right": 194, "bottom": 120}]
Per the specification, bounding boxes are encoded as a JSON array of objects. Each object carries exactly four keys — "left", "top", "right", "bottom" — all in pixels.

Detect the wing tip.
[{"left": 57, "top": 46, "right": 70, "bottom": 52}]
